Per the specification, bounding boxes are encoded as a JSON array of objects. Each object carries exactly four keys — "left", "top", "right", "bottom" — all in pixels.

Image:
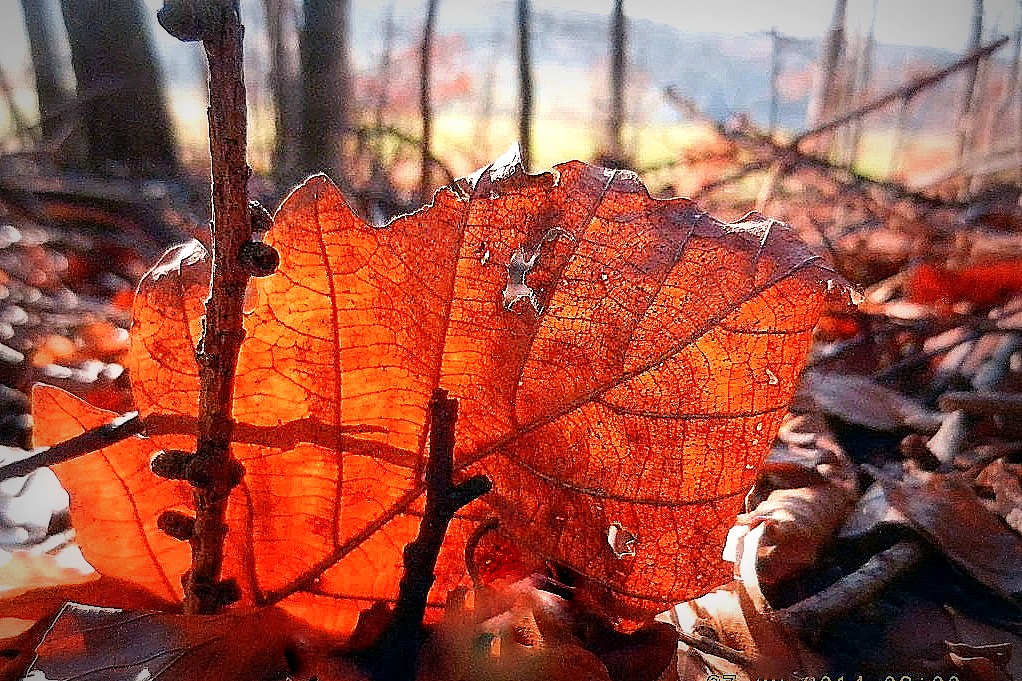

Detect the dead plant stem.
[{"left": 159, "top": 0, "right": 254, "bottom": 615}]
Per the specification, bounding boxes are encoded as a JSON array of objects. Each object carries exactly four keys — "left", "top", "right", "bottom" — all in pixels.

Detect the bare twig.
[
  {"left": 662, "top": 87, "right": 959, "bottom": 208},
  {"left": 365, "top": 389, "right": 491, "bottom": 681},
  {"left": 793, "top": 35, "right": 1009, "bottom": 147},
  {"left": 159, "top": 0, "right": 258, "bottom": 615},
  {"left": 938, "top": 391, "right": 1022, "bottom": 415},
  {"left": 676, "top": 628, "right": 751, "bottom": 666},
  {"left": 353, "top": 123, "right": 458, "bottom": 184},
  {"left": 776, "top": 540, "right": 928, "bottom": 633},
  {"left": 0, "top": 413, "right": 144, "bottom": 482}
]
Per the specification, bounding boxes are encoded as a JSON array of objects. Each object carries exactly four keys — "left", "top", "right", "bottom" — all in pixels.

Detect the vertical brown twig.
[
  {"left": 366, "top": 389, "right": 491, "bottom": 681},
  {"left": 158, "top": 0, "right": 257, "bottom": 615},
  {"left": 419, "top": 0, "right": 439, "bottom": 202},
  {"left": 516, "top": 0, "right": 533, "bottom": 170}
]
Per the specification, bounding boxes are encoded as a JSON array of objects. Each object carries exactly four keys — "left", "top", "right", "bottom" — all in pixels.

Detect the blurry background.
[{"left": 0, "top": 0, "right": 1020, "bottom": 211}]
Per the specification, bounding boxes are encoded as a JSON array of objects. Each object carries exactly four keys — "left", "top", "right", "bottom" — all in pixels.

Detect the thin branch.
[
  {"left": 364, "top": 389, "right": 491, "bottom": 681},
  {"left": 159, "top": 0, "right": 258, "bottom": 615},
  {"left": 793, "top": 35, "right": 1009, "bottom": 147},
  {"left": 353, "top": 123, "right": 458, "bottom": 184},
  {"left": 776, "top": 540, "right": 927, "bottom": 633},
  {"left": 0, "top": 412, "right": 143, "bottom": 482},
  {"left": 676, "top": 628, "right": 751, "bottom": 666}
]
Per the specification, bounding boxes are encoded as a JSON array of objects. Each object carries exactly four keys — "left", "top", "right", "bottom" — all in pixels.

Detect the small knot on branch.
[
  {"left": 158, "top": 510, "right": 196, "bottom": 540},
  {"left": 249, "top": 200, "right": 274, "bottom": 235},
  {"left": 157, "top": 0, "right": 228, "bottom": 42},
  {"left": 150, "top": 449, "right": 194, "bottom": 480},
  {"left": 238, "top": 240, "right": 280, "bottom": 277}
]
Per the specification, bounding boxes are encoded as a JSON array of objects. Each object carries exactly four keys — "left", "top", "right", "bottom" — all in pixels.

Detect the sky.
[
  {"left": 2, "top": 0, "right": 1020, "bottom": 69},
  {"left": 536, "top": 0, "right": 1020, "bottom": 50}
]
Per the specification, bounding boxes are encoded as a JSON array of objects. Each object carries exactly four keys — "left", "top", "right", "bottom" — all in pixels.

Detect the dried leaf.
[
  {"left": 418, "top": 581, "right": 613, "bottom": 681},
  {"left": 33, "top": 158, "right": 846, "bottom": 632},
  {"left": 884, "top": 474, "right": 1022, "bottom": 602},
  {"left": 21, "top": 603, "right": 298, "bottom": 681},
  {"left": 976, "top": 459, "right": 1022, "bottom": 534},
  {"left": 664, "top": 580, "right": 825, "bottom": 679},
  {"left": 732, "top": 483, "right": 857, "bottom": 585},
  {"left": 802, "top": 370, "right": 943, "bottom": 432}
]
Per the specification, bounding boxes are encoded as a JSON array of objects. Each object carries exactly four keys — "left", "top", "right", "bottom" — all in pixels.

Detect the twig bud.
[
  {"left": 157, "top": 0, "right": 224, "bottom": 42},
  {"left": 238, "top": 241, "right": 280, "bottom": 277},
  {"left": 150, "top": 449, "right": 194, "bottom": 480},
  {"left": 249, "top": 200, "right": 274, "bottom": 235},
  {"left": 158, "top": 510, "right": 196, "bottom": 540}
]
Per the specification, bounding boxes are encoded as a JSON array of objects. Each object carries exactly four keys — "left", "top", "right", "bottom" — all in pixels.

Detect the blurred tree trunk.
[
  {"left": 806, "top": 0, "right": 847, "bottom": 139},
  {"left": 517, "top": 0, "right": 533, "bottom": 170},
  {"left": 845, "top": 2, "right": 877, "bottom": 170},
  {"left": 19, "top": 0, "right": 72, "bottom": 146},
  {"left": 419, "top": 0, "right": 439, "bottom": 201},
  {"left": 59, "top": 0, "right": 179, "bottom": 178},
  {"left": 605, "top": 0, "right": 626, "bottom": 165},
  {"left": 299, "top": 0, "right": 351, "bottom": 182},
  {"left": 956, "top": 0, "right": 984, "bottom": 169},
  {"left": 768, "top": 29, "right": 782, "bottom": 134},
  {"left": 371, "top": 2, "right": 396, "bottom": 167},
  {"left": 263, "top": 0, "right": 299, "bottom": 184}
]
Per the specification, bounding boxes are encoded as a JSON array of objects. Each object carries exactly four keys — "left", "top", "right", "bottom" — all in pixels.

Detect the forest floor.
[{"left": 0, "top": 126, "right": 1021, "bottom": 680}]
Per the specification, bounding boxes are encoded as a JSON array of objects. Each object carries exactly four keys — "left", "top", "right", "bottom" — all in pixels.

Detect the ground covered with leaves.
[{"left": 0, "top": 130, "right": 1020, "bottom": 680}]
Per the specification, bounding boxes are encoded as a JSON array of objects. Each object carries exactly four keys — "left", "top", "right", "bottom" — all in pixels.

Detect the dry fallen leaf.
[
  {"left": 30, "top": 155, "right": 848, "bottom": 634},
  {"left": 884, "top": 473, "right": 1022, "bottom": 602},
  {"left": 732, "top": 483, "right": 857, "bottom": 585},
  {"left": 18, "top": 602, "right": 362, "bottom": 681},
  {"left": 802, "top": 370, "right": 943, "bottom": 433}
]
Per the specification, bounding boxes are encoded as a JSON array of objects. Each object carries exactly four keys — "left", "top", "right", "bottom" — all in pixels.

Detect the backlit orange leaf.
[{"left": 32, "top": 155, "right": 848, "bottom": 634}]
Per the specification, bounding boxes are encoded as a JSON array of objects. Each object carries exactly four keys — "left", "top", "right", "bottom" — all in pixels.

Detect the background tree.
[
  {"left": 419, "top": 0, "right": 439, "bottom": 200},
  {"left": 59, "top": 0, "right": 179, "bottom": 178},
  {"left": 605, "top": 0, "right": 627, "bottom": 165},
  {"left": 298, "top": 0, "right": 352, "bottom": 183},
  {"left": 517, "top": 0, "right": 533, "bottom": 170},
  {"left": 262, "top": 0, "right": 300, "bottom": 185},
  {"left": 806, "top": 0, "right": 848, "bottom": 137},
  {"left": 19, "top": 0, "right": 73, "bottom": 149}
]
